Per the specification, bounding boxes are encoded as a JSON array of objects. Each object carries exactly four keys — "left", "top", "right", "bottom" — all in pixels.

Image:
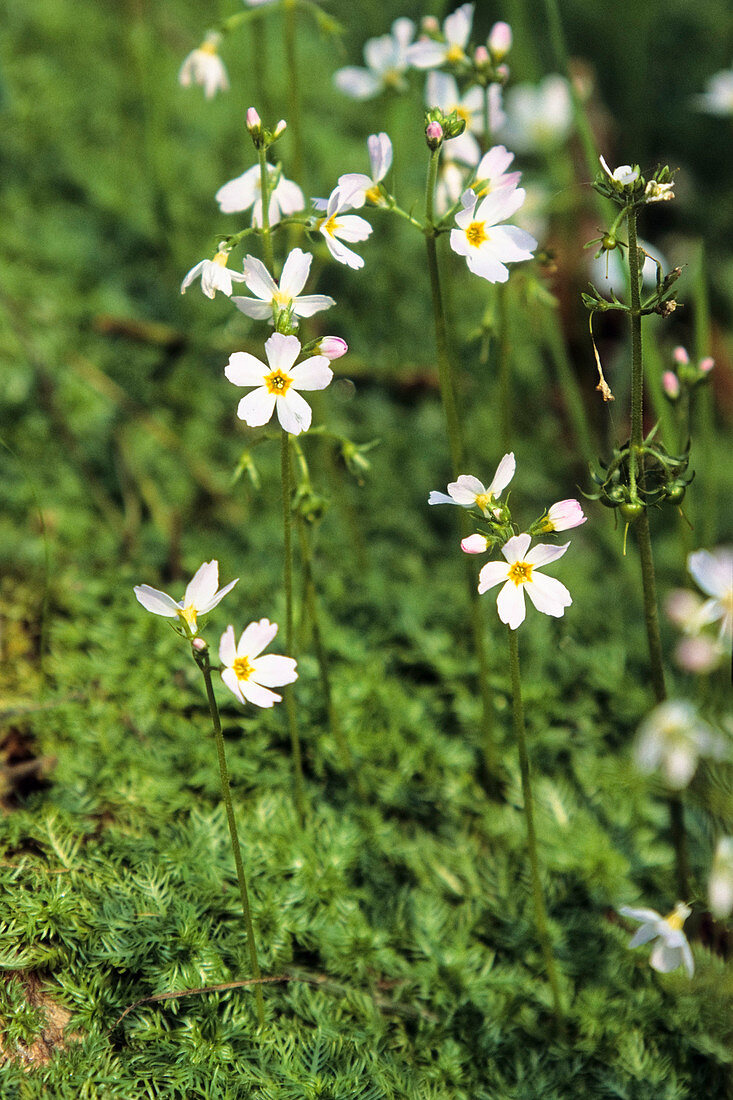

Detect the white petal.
[
  {"left": 444, "top": 2, "right": 473, "bottom": 48},
  {"left": 216, "top": 166, "right": 259, "bottom": 213},
  {"left": 502, "top": 533, "right": 532, "bottom": 562},
  {"left": 426, "top": 70, "right": 458, "bottom": 111},
  {"left": 620, "top": 906, "right": 663, "bottom": 923},
  {"left": 476, "top": 145, "right": 514, "bottom": 181},
  {"left": 225, "top": 351, "right": 267, "bottom": 387},
  {"left": 368, "top": 132, "right": 392, "bottom": 182},
  {"left": 231, "top": 297, "right": 275, "bottom": 320},
  {"left": 486, "top": 224, "right": 537, "bottom": 262},
  {"left": 466, "top": 249, "right": 510, "bottom": 284},
  {"left": 238, "top": 679, "right": 282, "bottom": 708},
  {"left": 219, "top": 625, "right": 238, "bottom": 667},
  {"left": 185, "top": 561, "right": 219, "bottom": 608},
  {"left": 525, "top": 572, "right": 572, "bottom": 618},
  {"left": 197, "top": 577, "right": 238, "bottom": 614},
  {"left": 250, "top": 654, "right": 298, "bottom": 687},
  {"left": 238, "top": 619, "right": 279, "bottom": 659},
  {"left": 450, "top": 228, "right": 473, "bottom": 258},
  {"left": 628, "top": 923, "right": 661, "bottom": 948},
  {"left": 477, "top": 185, "right": 527, "bottom": 227},
  {"left": 134, "top": 585, "right": 179, "bottom": 617},
  {"left": 236, "top": 388, "right": 277, "bottom": 426},
  {"left": 447, "top": 474, "right": 487, "bottom": 504},
  {"left": 221, "top": 667, "right": 247, "bottom": 705},
  {"left": 322, "top": 233, "right": 365, "bottom": 269},
  {"left": 279, "top": 248, "right": 312, "bottom": 297},
  {"left": 180, "top": 260, "right": 206, "bottom": 294},
  {"left": 428, "top": 491, "right": 459, "bottom": 506},
  {"left": 334, "top": 67, "right": 381, "bottom": 100},
  {"left": 289, "top": 357, "right": 333, "bottom": 391},
  {"left": 680, "top": 938, "right": 695, "bottom": 977},
  {"left": 277, "top": 389, "right": 312, "bottom": 435},
  {"left": 273, "top": 178, "right": 305, "bottom": 216},
  {"left": 292, "top": 294, "right": 336, "bottom": 318},
  {"left": 525, "top": 541, "right": 570, "bottom": 567},
  {"left": 407, "top": 39, "right": 449, "bottom": 68},
  {"left": 264, "top": 332, "right": 301, "bottom": 373},
  {"left": 649, "top": 942, "right": 684, "bottom": 973},
  {"left": 497, "top": 581, "right": 526, "bottom": 629},
  {"left": 331, "top": 214, "right": 372, "bottom": 244},
  {"left": 688, "top": 549, "right": 732, "bottom": 600},
  {"left": 242, "top": 254, "right": 277, "bottom": 300},
  {"left": 487, "top": 452, "right": 515, "bottom": 496},
  {"left": 478, "top": 560, "right": 510, "bottom": 593}
]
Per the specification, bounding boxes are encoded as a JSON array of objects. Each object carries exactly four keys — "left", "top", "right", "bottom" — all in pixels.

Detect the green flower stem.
[
  {"left": 283, "top": 0, "right": 305, "bottom": 187},
  {"left": 693, "top": 243, "right": 715, "bottom": 546},
  {"left": 627, "top": 207, "right": 643, "bottom": 500},
  {"left": 196, "top": 648, "right": 265, "bottom": 1027},
  {"left": 507, "top": 626, "right": 563, "bottom": 1024},
  {"left": 281, "top": 429, "right": 306, "bottom": 822},
  {"left": 257, "top": 144, "right": 275, "bottom": 273}
]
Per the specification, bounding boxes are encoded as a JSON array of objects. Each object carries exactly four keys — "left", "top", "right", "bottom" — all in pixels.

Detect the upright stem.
[
  {"left": 197, "top": 651, "right": 265, "bottom": 1027},
  {"left": 257, "top": 145, "right": 275, "bottom": 273},
  {"left": 281, "top": 430, "right": 306, "bottom": 821},
  {"left": 283, "top": 0, "right": 305, "bottom": 187},
  {"left": 627, "top": 207, "right": 643, "bottom": 499},
  {"left": 507, "top": 626, "right": 563, "bottom": 1024}
]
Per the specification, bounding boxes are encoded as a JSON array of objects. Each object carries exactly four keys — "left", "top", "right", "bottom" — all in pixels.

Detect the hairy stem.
[{"left": 257, "top": 144, "right": 275, "bottom": 272}]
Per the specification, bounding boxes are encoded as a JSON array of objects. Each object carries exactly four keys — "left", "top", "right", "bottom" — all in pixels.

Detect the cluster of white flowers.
[{"left": 666, "top": 546, "right": 732, "bottom": 673}]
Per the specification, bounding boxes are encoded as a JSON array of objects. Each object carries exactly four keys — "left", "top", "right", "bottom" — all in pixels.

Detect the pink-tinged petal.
[
  {"left": 619, "top": 906, "right": 663, "bottom": 923},
  {"left": 221, "top": 667, "right": 247, "bottom": 705},
  {"left": 231, "top": 296, "right": 275, "bottom": 321},
  {"left": 264, "top": 332, "right": 301, "bottom": 373},
  {"left": 502, "top": 533, "right": 532, "bottom": 562},
  {"left": 334, "top": 67, "right": 381, "bottom": 100},
  {"left": 476, "top": 185, "right": 526, "bottom": 226},
  {"left": 445, "top": 2, "right": 474, "bottom": 48},
  {"left": 277, "top": 389, "right": 313, "bottom": 435},
  {"left": 447, "top": 474, "right": 487, "bottom": 504},
  {"left": 238, "top": 679, "right": 283, "bottom": 708},
  {"left": 237, "top": 619, "right": 278, "bottom": 660},
  {"left": 236, "top": 387, "right": 277, "bottom": 427},
  {"left": 525, "top": 572, "right": 572, "bottom": 618},
  {"left": 477, "top": 560, "right": 510, "bottom": 593},
  {"left": 134, "top": 585, "right": 179, "bottom": 617},
  {"left": 219, "top": 625, "right": 238, "bottom": 667},
  {"left": 428, "top": 491, "right": 458, "bottom": 506},
  {"left": 289, "top": 357, "right": 333, "bottom": 391},
  {"left": 462, "top": 534, "right": 490, "bottom": 554},
  {"left": 497, "top": 581, "right": 526, "bottom": 629},
  {"left": 466, "top": 249, "right": 510, "bottom": 283},
  {"left": 487, "top": 452, "right": 515, "bottom": 496},
  {"left": 185, "top": 561, "right": 219, "bottom": 608},
  {"left": 476, "top": 145, "right": 514, "bottom": 180},
  {"left": 426, "top": 71, "right": 459, "bottom": 112},
  {"left": 250, "top": 654, "right": 298, "bottom": 687},
  {"left": 279, "top": 248, "right": 311, "bottom": 297},
  {"left": 225, "top": 351, "right": 267, "bottom": 387},
  {"left": 368, "top": 132, "right": 392, "bottom": 181},
  {"left": 688, "top": 549, "right": 732, "bottom": 600},
  {"left": 336, "top": 173, "right": 371, "bottom": 209},
  {"left": 242, "top": 255, "right": 278, "bottom": 300},
  {"left": 526, "top": 541, "right": 570, "bottom": 567},
  {"left": 292, "top": 294, "right": 336, "bottom": 318},
  {"left": 198, "top": 576, "right": 238, "bottom": 614},
  {"left": 545, "top": 500, "right": 586, "bottom": 531}
]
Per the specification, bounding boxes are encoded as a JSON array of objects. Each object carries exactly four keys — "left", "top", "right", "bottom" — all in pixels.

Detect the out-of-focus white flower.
[
  {"left": 337, "top": 133, "right": 392, "bottom": 209},
  {"left": 180, "top": 250, "right": 247, "bottom": 299},
  {"left": 487, "top": 21, "right": 512, "bottom": 61},
  {"left": 477, "top": 533, "right": 572, "bottom": 630},
  {"left": 599, "top": 155, "right": 640, "bottom": 186},
  {"left": 436, "top": 159, "right": 469, "bottom": 215},
  {"left": 694, "top": 66, "right": 733, "bottom": 116},
  {"left": 675, "top": 634, "right": 725, "bottom": 674},
  {"left": 666, "top": 585, "right": 727, "bottom": 674},
  {"left": 540, "top": 500, "right": 586, "bottom": 533},
  {"left": 216, "top": 164, "right": 305, "bottom": 226},
  {"left": 314, "top": 186, "right": 373, "bottom": 270},
  {"left": 590, "top": 237, "right": 665, "bottom": 297},
  {"left": 688, "top": 547, "right": 733, "bottom": 643},
  {"left": 407, "top": 3, "right": 474, "bottom": 70},
  {"left": 231, "top": 248, "right": 334, "bottom": 323},
  {"left": 225, "top": 332, "right": 332, "bottom": 436},
  {"left": 219, "top": 621, "right": 297, "bottom": 708},
  {"left": 334, "top": 18, "right": 415, "bottom": 99},
  {"left": 179, "top": 34, "right": 229, "bottom": 99},
  {"left": 425, "top": 71, "right": 484, "bottom": 164},
  {"left": 634, "top": 699, "right": 726, "bottom": 789},
  {"left": 619, "top": 903, "right": 694, "bottom": 977},
  {"left": 429, "top": 453, "right": 515, "bottom": 515},
  {"left": 499, "top": 75, "right": 572, "bottom": 154},
  {"left": 471, "top": 144, "right": 521, "bottom": 198},
  {"left": 134, "top": 561, "right": 238, "bottom": 635},
  {"left": 451, "top": 187, "right": 536, "bottom": 283},
  {"left": 709, "top": 837, "right": 733, "bottom": 919}
]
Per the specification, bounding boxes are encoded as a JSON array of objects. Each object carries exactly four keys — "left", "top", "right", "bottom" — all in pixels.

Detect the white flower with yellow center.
[
  {"left": 337, "top": 133, "right": 392, "bottom": 209},
  {"left": 429, "top": 453, "right": 515, "bottom": 515},
  {"left": 407, "top": 4, "right": 474, "bottom": 70},
  {"left": 314, "top": 186, "right": 372, "bottom": 270},
  {"left": 180, "top": 250, "right": 247, "bottom": 299},
  {"left": 451, "top": 187, "right": 537, "bottom": 283},
  {"left": 219, "top": 621, "right": 297, "bottom": 709},
  {"left": 634, "top": 699, "right": 726, "bottom": 789},
  {"left": 134, "top": 561, "right": 238, "bottom": 635},
  {"left": 477, "top": 533, "right": 571, "bottom": 630},
  {"left": 499, "top": 75, "right": 572, "bottom": 154},
  {"left": 599, "top": 155, "right": 640, "bottom": 187},
  {"left": 231, "top": 249, "right": 334, "bottom": 323},
  {"left": 178, "top": 34, "right": 229, "bottom": 99},
  {"left": 216, "top": 164, "right": 305, "bottom": 227},
  {"left": 688, "top": 547, "right": 733, "bottom": 644},
  {"left": 619, "top": 903, "right": 694, "bottom": 977},
  {"left": 334, "top": 18, "right": 415, "bottom": 100},
  {"left": 225, "top": 332, "right": 333, "bottom": 436}
]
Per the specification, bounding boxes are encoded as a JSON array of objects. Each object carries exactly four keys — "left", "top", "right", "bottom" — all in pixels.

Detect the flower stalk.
[{"left": 281, "top": 429, "right": 306, "bottom": 821}]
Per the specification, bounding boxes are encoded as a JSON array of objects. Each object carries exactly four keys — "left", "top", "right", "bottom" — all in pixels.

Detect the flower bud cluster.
[
  {"left": 246, "top": 107, "right": 287, "bottom": 150},
  {"left": 663, "top": 345, "right": 714, "bottom": 402},
  {"left": 424, "top": 107, "right": 466, "bottom": 147},
  {"left": 595, "top": 157, "right": 676, "bottom": 209}
]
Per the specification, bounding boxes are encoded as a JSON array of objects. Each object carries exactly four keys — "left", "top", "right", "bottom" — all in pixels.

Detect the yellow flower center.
[
  {"left": 199, "top": 41, "right": 219, "bottom": 56},
  {"left": 466, "top": 221, "right": 488, "bottom": 248},
  {"left": 382, "top": 68, "right": 402, "bottom": 89},
  {"left": 273, "top": 289, "right": 293, "bottom": 309},
  {"left": 213, "top": 251, "right": 229, "bottom": 267},
  {"left": 317, "top": 214, "right": 339, "bottom": 237},
  {"left": 446, "top": 44, "right": 465, "bottom": 63},
  {"left": 365, "top": 185, "right": 381, "bottom": 205},
  {"left": 232, "top": 656, "right": 254, "bottom": 682},
  {"left": 475, "top": 492, "right": 493, "bottom": 514},
  {"left": 455, "top": 106, "right": 471, "bottom": 125},
  {"left": 508, "top": 561, "right": 534, "bottom": 586},
  {"left": 264, "top": 368, "right": 292, "bottom": 395},
  {"left": 664, "top": 903, "right": 690, "bottom": 932},
  {"left": 177, "top": 605, "right": 198, "bottom": 632}
]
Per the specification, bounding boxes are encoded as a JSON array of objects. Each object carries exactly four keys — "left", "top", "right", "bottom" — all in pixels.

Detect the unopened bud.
[
  {"left": 461, "top": 534, "right": 490, "bottom": 554},
  {"left": 673, "top": 345, "right": 689, "bottom": 365},
  {"left": 421, "top": 15, "right": 440, "bottom": 34},
  {"left": 473, "top": 45, "right": 490, "bottom": 66},
  {"left": 426, "top": 120, "right": 444, "bottom": 149},
  {"left": 273, "top": 118, "right": 287, "bottom": 139},
  {"left": 317, "top": 336, "right": 348, "bottom": 360},
  {"left": 662, "top": 370, "right": 680, "bottom": 399},
  {"left": 495, "top": 63, "right": 510, "bottom": 83},
  {"left": 699, "top": 356, "right": 714, "bottom": 374},
  {"left": 246, "top": 107, "right": 261, "bottom": 132},
  {"left": 488, "top": 21, "right": 512, "bottom": 61},
  {"left": 192, "top": 637, "right": 207, "bottom": 652}
]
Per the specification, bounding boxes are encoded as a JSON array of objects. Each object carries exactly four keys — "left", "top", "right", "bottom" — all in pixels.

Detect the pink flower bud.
[
  {"left": 426, "top": 120, "right": 444, "bottom": 148},
  {"left": 474, "top": 45, "right": 490, "bottom": 66},
  {"left": 673, "top": 345, "right": 689, "bottom": 365},
  {"left": 246, "top": 107, "right": 261, "bottom": 132},
  {"left": 496, "top": 63, "right": 510, "bottom": 82},
  {"left": 675, "top": 635, "right": 721, "bottom": 674},
  {"left": 488, "top": 21, "right": 512, "bottom": 60},
  {"left": 192, "top": 637, "right": 207, "bottom": 651},
  {"left": 273, "top": 118, "right": 287, "bottom": 138},
  {"left": 699, "top": 356, "right": 714, "bottom": 373},
  {"left": 662, "top": 370, "right": 680, "bottom": 399},
  {"left": 421, "top": 15, "right": 439, "bottom": 34},
  {"left": 461, "top": 534, "right": 490, "bottom": 554},
  {"left": 318, "top": 336, "right": 348, "bottom": 360},
  {"left": 545, "top": 499, "right": 586, "bottom": 531}
]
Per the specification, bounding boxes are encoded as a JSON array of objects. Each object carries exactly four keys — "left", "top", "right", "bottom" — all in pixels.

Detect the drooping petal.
[
  {"left": 368, "top": 132, "right": 392, "bottom": 181},
  {"left": 264, "top": 332, "right": 301, "bottom": 373},
  {"left": 197, "top": 577, "right": 238, "bottom": 614},
  {"left": 225, "top": 351, "right": 267, "bottom": 387},
  {"left": 619, "top": 906, "right": 664, "bottom": 923},
  {"left": 242, "top": 255, "right": 278, "bottom": 301},
  {"left": 525, "top": 572, "right": 572, "bottom": 618},
  {"left": 236, "top": 387, "right": 277, "bottom": 426},
  {"left": 237, "top": 618, "right": 279, "bottom": 659},
  {"left": 487, "top": 452, "right": 515, "bottom": 496},
  {"left": 680, "top": 938, "right": 695, "bottom": 978},
  {"left": 279, "top": 248, "right": 312, "bottom": 297},
  {"left": 289, "top": 357, "right": 333, "bottom": 391},
  {"left": 497, "top": 580, "right": 526, "bottom": 629},
  {"left": 250, "top": 654, "right": 298, "bottom": 687},
  {"left": 628, "top": 923, "right": 662, "bottom": 948},
  {"left": 180, "top": 260, "right": 207, "bottom": 294},
  {"left": 501, "top": 533, "right": 532, "bottom": 562},
  {"left": 277, "top": 388, "right": 313, "bottom": 435},
  {"left": 649, "top": 942, "right": 684, "bottom": 973},
  {"left": 322, "top": 233, "right": 365, "bottom": 270},
  {"left": 477, "top": 560, "right": 510, "bottom": 593},
  {"left": 185, "top": 561, "right": 219, "bottom": 609},
  {"left": 219, "top": 625, "right": 238, "bottom": 667},
  {"left": 525, "top": 541, "right": 570, "bottom": 567},
  {"left": 428, "top": 491, "right": 458, "bottom": 506},
  {"left": 466, "top": 248, "right": 510, "bottom": 283},
  {"left": 134, "top": 585, "right": 180, "bottom": 617}
]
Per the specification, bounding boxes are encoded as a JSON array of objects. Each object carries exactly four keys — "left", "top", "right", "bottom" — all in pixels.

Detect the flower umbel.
[
  {"left": 134, "top": 561, "right": 238, "bottom": 635},
  {"left": 219, "top": 620, "right": 297, "bottom": 708},
  {"left": 477, "top": 533, "right": 571, "bottom": 630},
  {"left": 619, "top": 903, "right": 694, "bottom": 977}
]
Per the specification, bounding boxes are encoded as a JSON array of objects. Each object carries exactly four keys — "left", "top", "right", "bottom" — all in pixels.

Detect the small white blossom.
[
  {"left": 407, "top": 4, "right": 474, "bottom": 70},
  {"left": 231, "top": 249, "right": 334, "bottom": 323},
  {"left": 225, "top": 332, "right": 332, "bottom": 436},
  {"left": 220, "top": 621, "right": 297, "bottom": 709},
  {"left": 634, "top": 699, "right": 726, "bottom": 789},
  {"left": 645, "top": 179, "right": 675, "bottom": 203},
  {"left": 619, "top": 903, "right": 694, "bottom": 977},
  {"left": 599, "top": 155, "right": 640, "bottom": 186},
  {"left": 337, "top": 133, "right": 393, "bottom": 209},
  {"left": 429, "top": 453, "right": 515, "bottom": 515},
  {"left": 180, "top": 251, "right": 247, "bottom": 299},
  {"left": 477, "top": 533, "right": 572, "bottom": 630},
  {"left": 709, "top": 837, "right": 733, "bottom": 919},
  {"left": 688, "top": 547, "right": 733, "bottom": 643},
  {"left": 499, "top": 75, "right": 572, "bottom": 153},
  {"left": 334, "top": 18, "right": 415, "bottom": 99},
  {"left": 314, "top": 186, "right": 373, "bottom": 270},
  {"left": 134, "top": 561, "right": 238, "bottom": 635},
  {"left": 179, "top": 34, "right": 229, "bottom": 99},
  {"left": 693, "top": 66, "right": 733, "bottom": 116},
  {"left": 216, "top": 164, "right": 305, "bottom": 226},
  {"left": 450, "top": 187, "right": 536, "bottom": 283}
]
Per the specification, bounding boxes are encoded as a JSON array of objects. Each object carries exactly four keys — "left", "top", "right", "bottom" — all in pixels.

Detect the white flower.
[
  {"left": 216, "top": 164, "right": 305, "bottom": 226},
  {"left": 477, "top": 533, "right": 572, "bottom": 630},
  {"left": 471, "top": 144, "right": 522, "bottom": 198},
  {"left": 709, "top": 837, "right": 733, "bottom": 919},
  {"left": 450, "top": 187, "right": 537, "bottom": 283},
  {"left": 134, "top": 561, "right": 238, "bottom": 635},
  {"left": 619, "top": 903, "right": 694, "bottom": 977},
  {"left": 540, "top": 500, "right": 587, "bottom": 533},
  {"left": 225, "top": 332, "right": 333, "bottom": 436},
  {"left": 231, "top": 248, "right": 334, "bottom": 323},
  {"left": 599, "top": 155, "right": 640, "bottom": 186},
  {"left": 334, "top": 18, "right": 415, "bottom": 99},
  {"left": 688, "top": 547, "right": 733, "bottom": 643},
  {"left": 428, "top": 453, "right": 515, "bottom": 515},
  {"left": 644, "top": 179, "right": 675, "bottom": 203},
  {"left": 634, "top": 700, "right": 726, "bottom": 789},
  {"left": 179, "top": 34, "right": 229, "bottom": 99},
  {"left": 499, "top": 75, "right": 572, "bottom": 154},
  {"left": 693, "top": 66, "right": 733, "bottom": 116},
  {"left": 219, "top": 621, "right": 297, "bottom": 708},
  {"left": 425, "top": 71, "right": 484, "bottom": 164},
  {"left": 314, "top": 186, "right": 373, "bottom": 270},
  {"left": 180, "top": 251, "right": 248, "bottom": 299},
  {"left": 407, "top": 3, "right": 474, "bottom": 70},
  {"left": 337, "top": 133, "right": 392, "bottom": 209}
]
